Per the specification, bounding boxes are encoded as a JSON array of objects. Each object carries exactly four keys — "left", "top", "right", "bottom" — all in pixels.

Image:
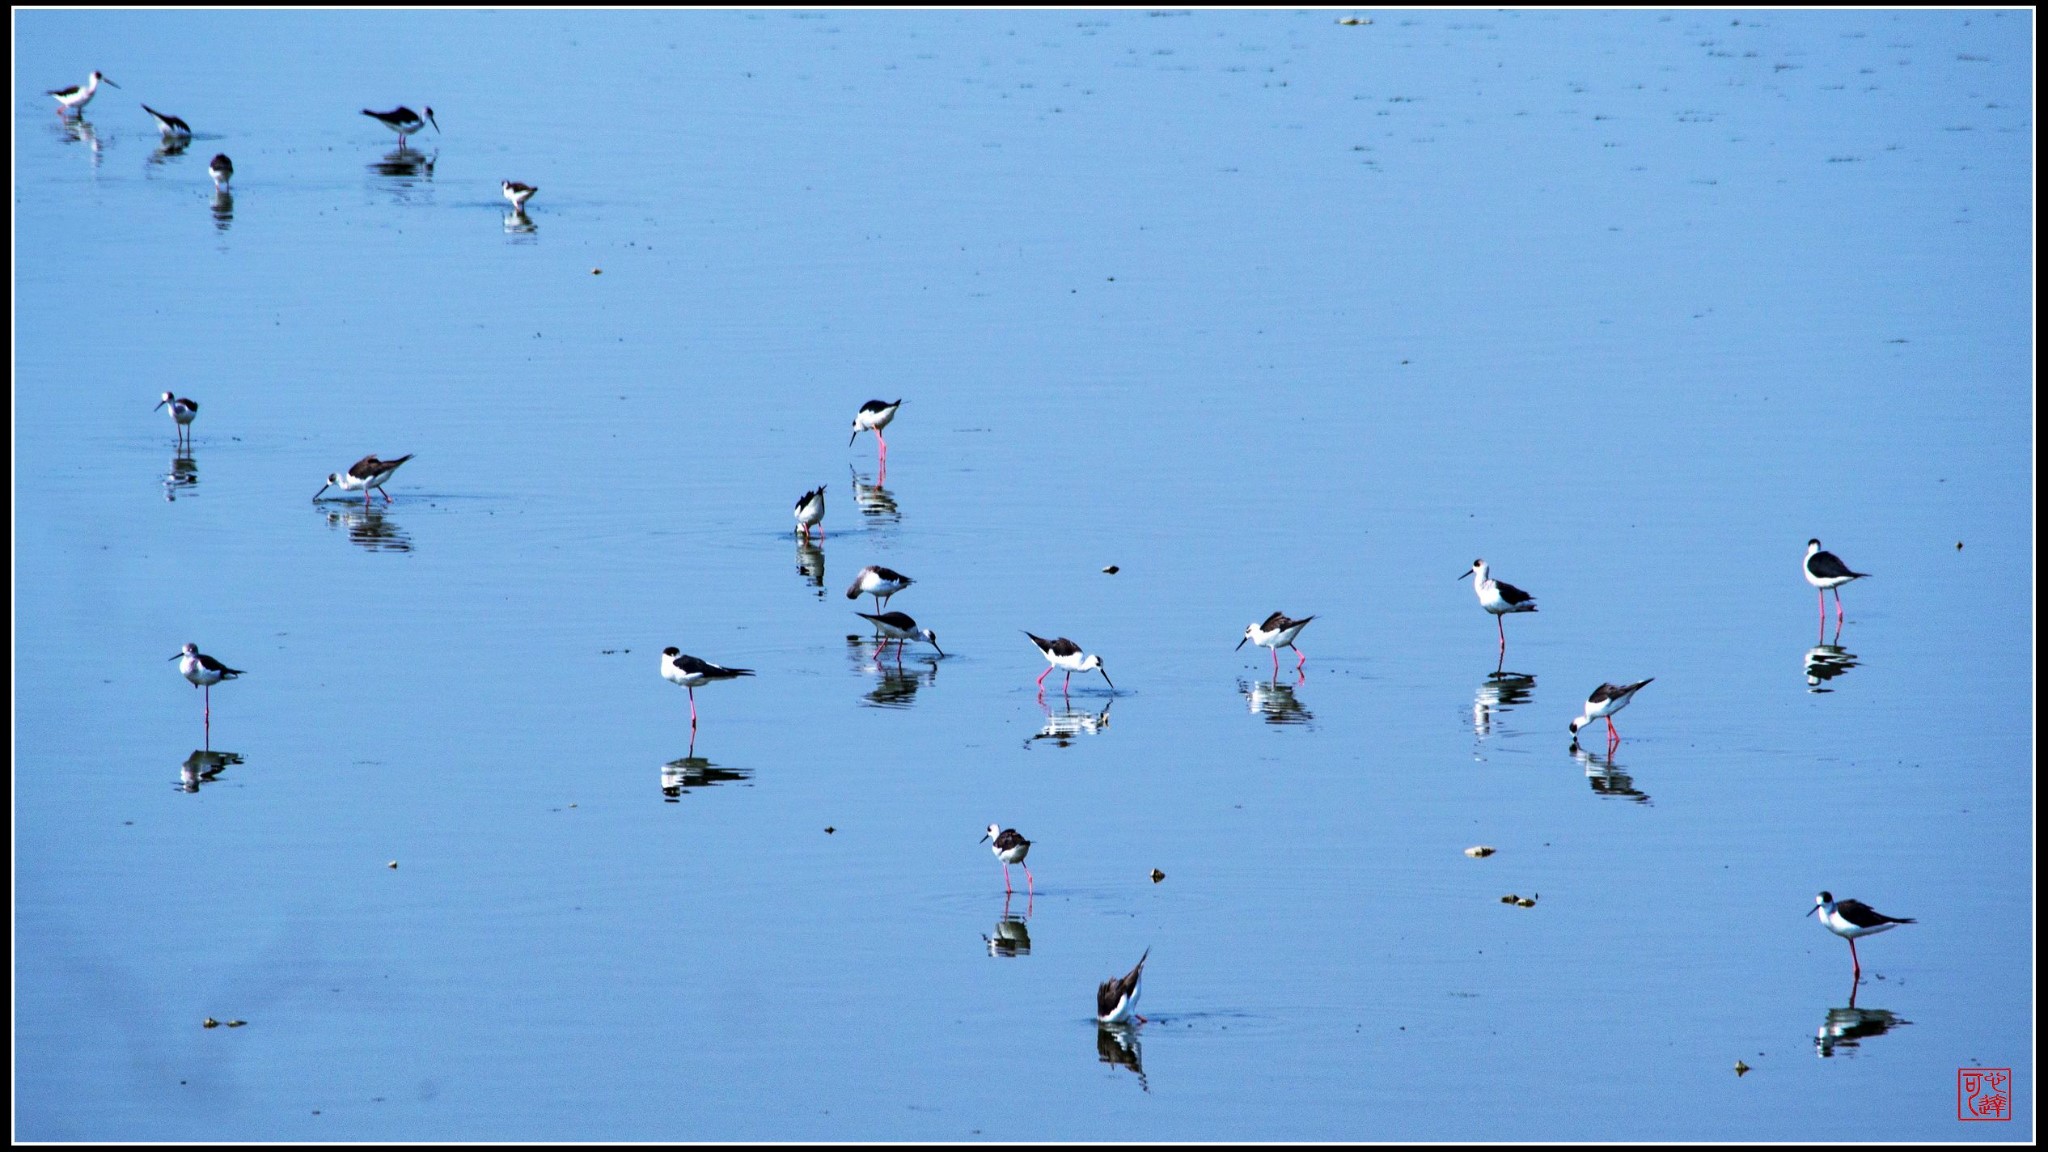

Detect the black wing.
[
  {"left": 143, "top": 104, "right": 190, "bottom": 131},
  {"left": 858, "top": 399, "right": 898, "bottom": 415},
  {"left": 184, "top": 398, "right": 199, "bottom": 412},
  {"left": 1835, "top": 899, "right": 1913, "bottom": 928},
  {"left": 859, "top": 611, "right": 917, "bottom": 630},
  {"left": 1097, "top": 949, "right": 1148, "bottom": 1018},
  {"left": 993, "top": 828, "right": 1028, "bottom": 852},
  {"left": 1048, "top": 637, "right": 1083, "bottom": 657},
  {"left": 1494, "top": 581, "right": 1536, "bottom": 606},
  {"left": 870, "top": 566, "right": 911, "bottom": 584},
  {"left": 1589, "top": 679, "right": 1652, "bottom": 704},
  {"left": 674, "top": 654, "right": 754, "bottom": 679},
  {"left": 347, "top": 454, "right": 384, "bottom": 478},
  {"left": 198, "top": 654, "right": 244, "bottom": 675},
  {"left": 1258, "top": 611, "right": 1292, "bottom": 631},
  {"left": 49, "top": 85, "right": 81, "bottom": 98},
  {"left": 1807, "top": 550, "right": 1865, "bottom": 580}
]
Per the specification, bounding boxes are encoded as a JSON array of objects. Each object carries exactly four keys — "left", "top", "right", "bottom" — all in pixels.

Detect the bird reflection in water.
[
  {"left": 850, "top": 464, "right": 898, "bottom": 524},
  {"left": 149, "top": 134, "right": 191, "bottom": 165},
  {"left": 1569, "top": 742, "right": 1651, "bottom": 805},
  {"left": 368, "top": 148, "right": 436, "bottom": 201},
  {"left": 210, "top": 190, "right": 234, "bottom": 231},
  {"left": 1029, "top": 698, "right": 1111, "bottom": 747},
  {"left": 1095, "top": 1024, "right": 1148, "bottom": 1092},
  {"left": 1472, "top": 670, "right": 1535, "bottom": 739},
  {"left": 660, "top": 753, "right": 752, "bottom": 801},
  {"left": 163, "top": 455, "right": 198, "bottom": 501},
  {"left": 322, "top": 506, "right": 413, "bottom": 552},
  {"left": 1239, "top": 677, "right": 1313, "bottom": 726},
  {"left": 846, "top": 635, "right": 937, "bottom": 708},
  {"left": 179, "top": 749, "right": 243, "bottom": 792},
  {"left": 795, "top": 536, "right": 825, "bottom": 597},
  {"left": 982, "top": 892, "right": 1032, "bottom": 957},
  {"left": 503, "top": 210, "right": 537, "bottom": 237},
  {"left": 60, "top": 117, "right": 102, "bottom": 167},
  {"left": 1805, "top": 643, "right": 1859, "bottom": 693},
  {"left": 1814, "top": 979, "right": 1909, "bottom": 1057}
]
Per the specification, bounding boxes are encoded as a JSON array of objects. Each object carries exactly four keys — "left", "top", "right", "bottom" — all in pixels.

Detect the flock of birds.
[
  {"left": 48, "top": 71, "right": 541, "bottom": 217},
  {"left": 83, "top": 63, "right": 1908, "bottom": 1031}
]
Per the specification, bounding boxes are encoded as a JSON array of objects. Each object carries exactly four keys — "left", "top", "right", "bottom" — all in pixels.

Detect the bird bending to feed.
[
  {"left": 1024, "top": 632, "right": 1113, "bottom": 694},
  {"left": 1569, "top": 679, "right": 1654, "bottom": 748},
  {"left": 848, "top": 399, "right": 901, "bottom": 453},
  {"left": 362, "top": 105, "right": 437, "bottom": 147},
  {"left": 155, "top": 392, "right": 198, "bottom": 449},
  {"left": 1803, "top": 539, "right": 1870, "bottom": 628},
  {"left": 1460, "top": 559, "right": 1537, "bottom": 652},
  {"left": 846, "top": 564, "right": 912, "bottom": 611},
  {"left": 172, "top": 642, "right": 243, "bottom": 740},
  {"left": 981, "top": 824, "right": 1033, "bottom": 894},
  {"left": 48, "top": 71, "right": 117, "bottom": 115},
  {"left": 857, "top": 611, "right": 941, "bottom": 658},
  {"left": 794, "top": 484, "right": 826, "bottom": 538},
  {"left": 141, "top": 104, "right": 191, "bottom": 138},
  {"left": 502, "top": 181, "right": 537, "bottom": 211},
  {"left": 1097, "top": 948, "right": 1148, "bottom": 1025},
  {"left": 314, "top": 454, "right": 414, "bottom": 507},
  {"left": 1809, "top": 891, "right": 1913, "bottom": 979},
  {"left": 659, "top": 647, "right": 754, "bottom": 729},
  {"left": 208, "top": 154, "right": 233, "bottom": 191},
  {"left": 1237, "top": 611, "right": 1315, "bottom": 676}
]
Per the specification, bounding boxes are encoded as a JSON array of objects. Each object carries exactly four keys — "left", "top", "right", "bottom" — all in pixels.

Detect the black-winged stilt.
[
  {"left": 313, "top": 454, "right": 414, "bottom": 508},
  {"left": 1809, "top": 891, "right": 1914, "bottom": 979},
  {"left": 980, "top": 824, "right": 1033, "bottom": 894},
  {"left": 1097, "top": 949, "right": 1148, "bottom": 1024},
  {"left": 1803, "top": 540, "right": 1870, "bottom": 629},
  {"left": 1237, "top": 611, "right": 1315, "bottom": 676},
  {"left": 1024, "top": 632, "right": 1112, "bottom": 694},
  {"left": 1569, "top": 679, "right": 1654, "bottom": 750},
  {"left": 362, "top": 105, "right": 437, "bottom": 147},
  {"left": 1460, "top": 559, "right": 1537, "bottom": 652},
  {"left": 659, "top": 648, "right": 754, "bottom": 730},
  {"left": 48, "top": 71, "right": 117, "bottom": 116},
  {"left": 845, "top": 564, "right": 912, "bottom": 611}
]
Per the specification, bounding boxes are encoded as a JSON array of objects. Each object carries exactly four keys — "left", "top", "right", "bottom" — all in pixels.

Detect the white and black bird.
[
  {"left": 361, "top": 105, "right": 438, "bottom": 147},
  {"left": 848, "top": 399, "right": 901, "bottom": 453},
  {"left": 1460, "top": 559, "right": 1538, "bottom": 652},
  {"left": 172, "top": 642, "right": 243, "bottom": 740},
  {"left": 1803, "top": 539, "right": 1870, "bottom": 628},
  {"left": 48, "top": 71, "right": 117, "bottom": 116},
  {"left": 154, "top": 392, "right": 198, "bottom": 449},
  {"left": 141, "top": 103, "right": 191, "bottom": 138},
  {"left": 659, "top": 647, "right": 755, "bottom": 730},
  {"left": 857, "top": 611, "right": 941, "bottom": 658},
  {"left": 208, "top": 153, "right": 233, "bottom": 190},
  {"left": 1024, "top": 632, "right": 1113, "bottom": 694},
  {"left": 1809, "top": 891, "right": 1914, "bottom": 979},
  {"left": 313, "top": 454, "right": 414, "bottom": 507},
  {"left": 980, "top": 824, "right": 1033, "bottom": 894},
  {"left": 1237, "top": 611, "right": 1315, "bottom": 676},
  {"left": 501, "top": 180, "right": 537, "bottom": 211},
  {"left": 1097, "top": 949, "right": 1149, "bottom": 1025},
  {"left": 794, "top": 484, "right": 826, "bottom": 538},
  {"left": 1569, "top": 679, "right": 1654, "bottom": 747},
  {"left": 846, "top": 564, "right": 912, "bottom": 611}
]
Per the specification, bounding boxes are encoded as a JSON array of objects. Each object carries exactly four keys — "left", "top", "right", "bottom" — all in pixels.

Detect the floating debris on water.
[
  {"left": 1150, "top": 868, "right": 1166, "bottom": 883},
  {"left": 824, "top": 826, "right": 836, "bottom": 834},
  {"left": 1516, "top": 894, "right": 1539, "bottom": 908},
  {"left": 226, "top": 1020, "right": 247, "bottom": 1028},
  {"left": 202, "top": 1017, "right": 220, "bottom": 1029},
  {"left": 1501, "top": 894, "right": 1519, "bottom": 904},
  {"left": 1102, "top": 565, "right": 1120, "bottom": 574},
  {"left": 1465, "top": 845, "right": 1496, "bottom": 858},
  {"left": 1337, "top": 16, "right": 1372, "bottom": 25},
  {"left": 1734, "top": 1060, "right": 1751, "bottom": 1076},
  {"left": 387, "top": 861, "right": 398, "bottom": 869}
]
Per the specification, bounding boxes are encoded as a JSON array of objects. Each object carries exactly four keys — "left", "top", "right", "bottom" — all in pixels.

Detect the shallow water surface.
[{"left": 14, "top": 9, "right": 2034, "bottom": 1140}]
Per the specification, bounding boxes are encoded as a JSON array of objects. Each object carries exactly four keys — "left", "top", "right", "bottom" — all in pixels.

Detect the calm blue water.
[{"left": 14, "top": 9, "right": 2034, "bottom": 1140}]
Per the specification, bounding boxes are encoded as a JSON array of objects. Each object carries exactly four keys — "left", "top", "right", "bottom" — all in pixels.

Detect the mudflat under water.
[{"left": 14, "top": 10, "right": 2034, "bottom": 1140}]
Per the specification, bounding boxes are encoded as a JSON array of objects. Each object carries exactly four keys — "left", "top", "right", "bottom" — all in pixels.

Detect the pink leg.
[
  {"left": 1819, "top": 590, "right": 1826, "bottom": 630},
  {"left": 1036, "top": 666, "right": 1052, "bottom": 688},
  {"left": 688, "top": 687, "right": 698, "bottom": 727},
  {"left": 1063, "top": 671, "right": 1073, "bottom": 695},
  {"left": 1024, "top": 866, "right": 1034, "bottom": 895},
  {"left": 1002, "top": 863, "right": 1013, "bottom": 893},
  {"left": 1849, "top": 937, "right": 1861, "bottom": 979},
  {"left": 1272, "top": 648, "right": 1280, "bottom": 677},
  {"left": 1835, "top": 589, "right": 1845, "bottom": 624},
  {"left": 1295, "top": 646, "right": 1307, "bottom": 670},
  {"left": 874, "top": 641, "right": 886, "bottom": 659},
  {"left": 381, "top": 487, "right": 391, "bottom": 506},
  {"left": 1497, "top": 615, "right": 1506, "bottom": 650}
]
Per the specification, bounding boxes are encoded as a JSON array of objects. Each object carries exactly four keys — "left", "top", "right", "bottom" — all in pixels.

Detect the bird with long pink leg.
[
  {"left": 659, "top": 648, "right": 754, "bottom": 731},
  {"left": 981, "top": 823, "right": 1033, "bottom": 895},
  {"left": 848, "top": 399, "right": 900, "bottom": 462},
  {"left": 1024, "top": 632, "right": 1112, "bottom": 696},
  {"left": 1803, "top": 539, "right": 1870, "bottom": 630},
  {"left": 1238, "top": 611, "right": 1315, "bottom": 678},
  {"left": 172, "top": 643, "right": 243, "bottom": 745},
  {"left": 1809, "top": 891, "right": 1913, "bottom": 980}
]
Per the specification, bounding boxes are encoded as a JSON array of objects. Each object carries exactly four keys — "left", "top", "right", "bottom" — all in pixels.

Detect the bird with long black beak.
[
  {"left": 857, "top": 611, "right": 941, "bottom": 659},
  {"left": 1808, "top": 891, "right": 1914, "bottom": 979},
  {"left": 1024, "top": 632, "right": 1113, "bottom": 695},
  {"left": 49, "top": 71, "right": 117, "bottom": 116},
  {"left": 1237, "top": 611, "right": 1315, "bottom": 677},
  {"left": 314, "top": 454, "right": 414, "bottom": 507},
  {"left": 361, "top": 105, "right": 438, "bottom": 147},
  {"left": 155, "top": 392, "right": 198, "bottom": 449},
  {"left": 849, "top": 399, "right": 901, "bottom": 454}
]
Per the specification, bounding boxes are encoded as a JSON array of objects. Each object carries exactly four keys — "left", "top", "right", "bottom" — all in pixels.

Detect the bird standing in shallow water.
[
  {"left": 173, "top": 642, "right": 242, "bottom": 743},
  {"left": 1097, "top": 949, "right": 1148, "bottom": 1024},
  {"left": 314, "top": 454, "right": 414, "bottom": 507},
  {"left": 362, "top": 105, "right": 438, "bottom": 147},
  {"left": 501, "top": 180, "right": 537, "bottom": 211},
  {"left": 1460, "top": 559, "right": 1537, "bottom": 653},
  {"left": 1803, "top": 539, "right": 1870, "bottom": 630},
  {"left": 659, "top": 648, "right": 754, "bottom": 731},
  {"left": 1809, "top": 891, "right": 1913, "bottom": 979},
  {"left": 794, "top": 484, "right": 826, "bottom": 539},
  {"left": 1237, "top": 611, "right": 1315, "bottom": 677},
  {"left": 849, "top": 399, "right": 901, "bottom": 459},
  {"left": 857, "top": 611, "right": 940, "bottom": 659},
  {"left": 1024, "top": 632, "right": 1112, "bottom": 695},
  {"left": 981, "top": 824, "right": 1033, "bottom": 894},
  {"left": 208, "top": 154, "right": 233, "bottom": 191},
  {"left": 48, "top": 71, "right": 117, "bottom": 116},
  {"left": 155, "top": 392, "right": 198, "bottom": 450},
  {"left": 1569, "top": 679, "right": 1654, "bottom": 750},
  {"left": 141, "top": 104, "right": 190, "bottom": 138}
]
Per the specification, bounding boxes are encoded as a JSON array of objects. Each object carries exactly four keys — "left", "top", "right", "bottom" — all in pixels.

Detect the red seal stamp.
[{"left": 1957, "top": 1068, "right": 2011, "bottom": 1121}]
